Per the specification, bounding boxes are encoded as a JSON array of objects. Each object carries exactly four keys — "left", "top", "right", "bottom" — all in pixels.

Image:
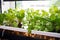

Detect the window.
[
  {"left": 2, "top": 0, "right": 60, "bottom": 12},
  {"left": 16, "top": 0, "right": 58, "bottom": 11},
  {"left": 2, "top": 1, "right": 15, "bottom": 13}
]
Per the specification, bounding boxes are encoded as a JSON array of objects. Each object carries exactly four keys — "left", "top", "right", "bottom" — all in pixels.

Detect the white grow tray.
[{"left": 0, "top": 26, "right": 60, "bottom": 38}]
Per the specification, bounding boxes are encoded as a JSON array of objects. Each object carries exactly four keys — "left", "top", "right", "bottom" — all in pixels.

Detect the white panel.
[
  {"left": 16, "top": 1, "right": 51, "bottom": 11},
  {"left": 2, "top": 1, "right": 15, "bottom": 13}
]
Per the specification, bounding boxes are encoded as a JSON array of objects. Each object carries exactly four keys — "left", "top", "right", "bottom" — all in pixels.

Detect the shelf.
[{"left": 0, "top": 26, "right": 60, "bottom": 38}]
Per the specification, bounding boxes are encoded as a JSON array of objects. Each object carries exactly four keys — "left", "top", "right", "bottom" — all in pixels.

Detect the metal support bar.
[
  {"left": 1, "top": 30, "right": 5, "bottom": 37},
  {"left": 15, "top": 1, "right": 16, "bottom": 8}
]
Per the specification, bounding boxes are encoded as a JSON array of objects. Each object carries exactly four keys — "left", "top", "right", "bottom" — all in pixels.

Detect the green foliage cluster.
[
  {"left": 0, "top": 6, "right": 60, "bottom": 33},
  {"left": 0, "top": 13, "right": 5, "bottom": 25},
  {"left": 23, "top": 6, "right": 60, "bottom": 33},
  {"left": 0, "top": 8, "right": 25, "bottom": 27}
]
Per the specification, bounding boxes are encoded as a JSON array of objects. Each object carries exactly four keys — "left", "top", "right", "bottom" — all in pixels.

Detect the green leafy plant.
[
  {"left": 16, "top": 9, "right": 25, "bottom": 28},
  {"left": 0, "top": 13, "right": 5, "bottom": 25},
  {"left": 23, "top": 6, "right": 60, "bottom": 33},
  {"left": 4, "top": 8, "right": 18, "bottom": 27},
  {"left": 0, "top": 5, "right": 60, "bottom": 33},
  {"left": 49, "top": 5, "right": 60, "bottom": 32}
]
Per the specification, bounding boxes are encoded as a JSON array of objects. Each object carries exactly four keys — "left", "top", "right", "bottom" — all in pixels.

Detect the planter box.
[{"left": 0, "top": 26, "right": 60, "bottom": 40}]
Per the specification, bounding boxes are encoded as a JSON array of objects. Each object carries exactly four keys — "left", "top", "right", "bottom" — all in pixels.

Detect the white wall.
[
  {"left": 1, "top": 0, "right": 58, "bottom": 13},
  {"left": 2, "top": 1, "right": 15, "bottom": 13},
  {"left": 16, "top": 1, "right": 57, "bottom": 11}
]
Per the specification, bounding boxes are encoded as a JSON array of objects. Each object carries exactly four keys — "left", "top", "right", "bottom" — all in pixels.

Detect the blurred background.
[
  {"left": 1, "top": 0, "right": 60, "bottom": 13},
  {"left": 0, "top": 0, "right": 60, "bottom": 40}
]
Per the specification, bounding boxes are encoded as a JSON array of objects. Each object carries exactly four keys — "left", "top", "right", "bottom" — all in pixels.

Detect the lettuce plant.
[
  {"left": 16, "top": 9, "right": 25, "bottom": 28},
  {"left": 24, "top": 6, "right": 60, "bottom": 33},
  {"left": 0, "top": 13, "right": 5, "bottom": 25},
  {"left": 4, "top": 8, "right": 17, "bottom": 27},
  {"left": 0, "top": 5, "right": 60, "bottom": 33}
]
